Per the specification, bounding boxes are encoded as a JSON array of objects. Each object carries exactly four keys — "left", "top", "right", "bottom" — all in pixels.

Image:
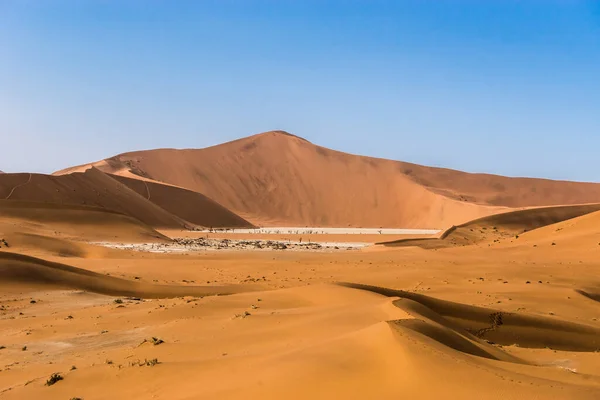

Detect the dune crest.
[
  {"left": 54, "top": 130, "right": 600, "bottom": 229},
  {"left": 381, "top": 203, "right": 600, "bottom": 248},
  {"left": 0, "top": 168, "right": 252, "bottom": 229},
  {"left": 0, "top": 251, "right": 257, "bottom": 297},
  {"left": 339, "top": 282, "right": 600, "bottom": 352}
]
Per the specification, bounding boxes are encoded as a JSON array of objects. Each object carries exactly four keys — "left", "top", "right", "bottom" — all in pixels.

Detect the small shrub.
[
  {"left": 46, "top": 373, "right": 63, "bottom": 386},
  {"left": 70, "top": 365, "right": 77, "bottom": 371},
  {"left": 22, "top": 346, "right": 27, "bottom": 351},
  {"left": 113, "top": 299, "right": 123, "bottom": 304}
]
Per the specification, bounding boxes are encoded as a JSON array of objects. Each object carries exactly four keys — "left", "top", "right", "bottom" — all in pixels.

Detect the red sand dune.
[
  {"left": 56, "top": 131, "right": 600, "bottom": 229},
  {"left": 0, "top": 168, "right": 187, "bottom": 228},
  {"left": 0, "top": 168, "right": 252, "bottom": 229}
]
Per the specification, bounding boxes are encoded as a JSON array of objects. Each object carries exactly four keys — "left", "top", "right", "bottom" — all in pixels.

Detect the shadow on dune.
[
  {"left": 576, "top": 289, "right": 600, "bottom": 303},
  {"left": 379, "top": 203, "right": 600, "bottom": 249},
  {"left": 5, "top": 233, "right": 88, "bottom": 258},
  {"left": 339, "top": 282, "right": 600, "bottom": 353},
  {"left": 0, "top": 251, "right": 259, "bottom": 298}
]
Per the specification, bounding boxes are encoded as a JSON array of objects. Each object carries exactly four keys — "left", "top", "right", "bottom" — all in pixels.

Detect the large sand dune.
[
  {"left": 0, "top": 169, "right": 189, "bottom": 228},
  {"left": 57, "top": 131, "right": 513, "bottom": 228},
  {"left": 0, "top": 168, "right": 250, "bottom": 229},
  {"left": 56, "top": 130, "right": 600, "bottom": 229}
]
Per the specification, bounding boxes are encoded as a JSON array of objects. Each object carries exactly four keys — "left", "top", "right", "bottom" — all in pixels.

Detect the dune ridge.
[
  {"left": 516, "top": 209, "right": 600, "bottom": 247},
  {"left": 109, "top": 174, "right": 254, "bottom": 228},
  {"left": 380, "top": 203, "right": 600, "bottom": 248},
  {"left": 54, "top": 130, "right": 600, "bottom": 229},
  {"left": 56, "top": 131, "right": 512, "bottom": 228},
  {"left": 0, "top": 168, "right": 251, "bottom": 229},
  {"left": 339, "top": 282, "right": 600, "bottom": 352},
  {"left": 0, "top": 251, "right": 256, "bottom": 297},
  {"left": 0, "top": 200, "right": 168, "bottom": 243},
  {"left": 0, "top": 169, "right": 189, "bottom": 228}
]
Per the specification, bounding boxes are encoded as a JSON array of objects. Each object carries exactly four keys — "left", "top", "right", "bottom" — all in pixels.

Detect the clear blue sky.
[{"left": 1, "top": 1, "right": 599, "bottom": 181}]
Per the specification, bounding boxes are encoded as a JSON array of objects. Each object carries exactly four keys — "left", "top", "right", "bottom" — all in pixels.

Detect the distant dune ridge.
[{"left": 54, "top": 130, "right": 600, "bottom": 229}]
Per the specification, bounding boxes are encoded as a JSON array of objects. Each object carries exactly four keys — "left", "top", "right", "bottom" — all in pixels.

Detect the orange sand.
[{"left": 1, "top": 132, "right": 600, "bottom": 399}]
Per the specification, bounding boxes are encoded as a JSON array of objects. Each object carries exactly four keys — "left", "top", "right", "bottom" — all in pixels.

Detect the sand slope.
[
  {"left": 109, "top": 174, "right": 254, "bottom": 228},
  {"left": 382, "top": 203, "right": 600, "bottom": 249},
  {"left": 0, "top": 168, "right": 251, "bottom": 229},
  {"left": 58, "top": 131, "right": 512, "bottom": 228},
  {"left": 0, "top": 169, "right": 191, "bottom": 228},
  {"left": 340, "top": 283, "right": 600, "bottom": 352},
  {"left": 57, "top": 130, "right": 600, "bottom": 228},
  {"left": 2, "top": 282, "right": 598, "bottom": 399},
  {"left": 0, "top": 200, "right": 170, "bottom": 248},
  {"left": 0, "top": 252, "right": 256, "bottom": 297},
  {"left": 518, "top": 209, "right": 600, "bottom": 247},
  {"left": 400, "top": 162, "right": 600, "bottom": 207}
]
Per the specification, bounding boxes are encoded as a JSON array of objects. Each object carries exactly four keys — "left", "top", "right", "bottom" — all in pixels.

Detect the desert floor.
[{"left": 1, "top": 229, "right": 600, "bottom": 399}]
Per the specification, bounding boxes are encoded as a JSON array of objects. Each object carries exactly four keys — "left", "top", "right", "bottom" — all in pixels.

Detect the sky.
[{"left": 1, "top": 1, "right": 599, "bottom": 181}]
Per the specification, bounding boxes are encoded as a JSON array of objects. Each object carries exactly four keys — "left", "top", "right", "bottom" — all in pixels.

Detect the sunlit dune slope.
[
  {"left": 381, "top": 203, "right": 600, "bottom": 249},
  {"left": 0, "top": 200, "right": 168, "bottom": 244},
  {"left": 58, "top": 131, "right": 512, "bottom": 228},
  {"left": 57, "top": 131, "right": 600, "bottom": 229},
  {"left": 518, "top": 209, "right": 600, "bottom": 247}
]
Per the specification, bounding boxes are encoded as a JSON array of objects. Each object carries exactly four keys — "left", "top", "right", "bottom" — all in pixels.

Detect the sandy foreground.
[{"left": 2, "top": 224, "right": 600, "bottom": 400}]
